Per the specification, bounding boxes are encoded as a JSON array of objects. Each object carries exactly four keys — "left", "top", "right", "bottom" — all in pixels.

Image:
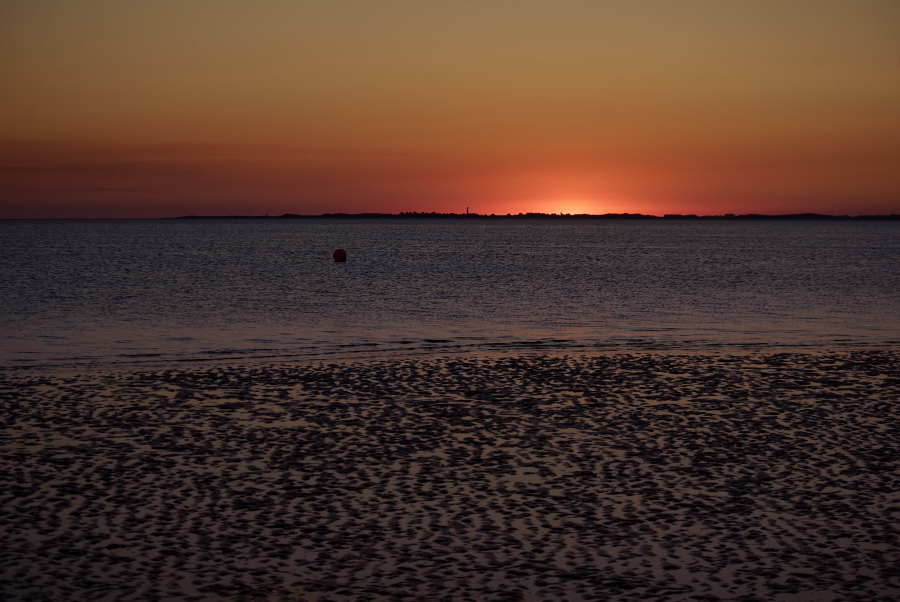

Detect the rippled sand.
[{"left": 2, "top": 350, "right": 899, "bottom": 601}]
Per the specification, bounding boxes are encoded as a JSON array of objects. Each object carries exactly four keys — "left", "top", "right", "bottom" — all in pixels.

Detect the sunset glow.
[{"left": 2, "top": 1, "right": 899, "bottom": 218}]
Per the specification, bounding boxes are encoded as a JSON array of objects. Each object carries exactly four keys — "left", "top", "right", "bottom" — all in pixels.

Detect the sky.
[{"left": 1, "top": 0, "right": 899, "bottom": 218}]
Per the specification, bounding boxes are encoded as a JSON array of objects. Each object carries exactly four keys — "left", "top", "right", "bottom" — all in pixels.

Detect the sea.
[{"left": 2, "top": 217, "right": 899, "bottom": 370}]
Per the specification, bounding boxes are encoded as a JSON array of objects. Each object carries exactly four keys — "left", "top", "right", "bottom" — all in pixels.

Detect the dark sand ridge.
[{"left": 1, "top": 350, "right": 899, "bottom": 601}]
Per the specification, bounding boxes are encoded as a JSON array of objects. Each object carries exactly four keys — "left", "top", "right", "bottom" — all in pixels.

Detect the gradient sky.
[{"left": 2, "top": 0, "right": 899, "bottom": 218}]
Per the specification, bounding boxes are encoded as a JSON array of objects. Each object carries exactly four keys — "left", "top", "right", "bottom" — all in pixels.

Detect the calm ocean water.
[{"left": 2, "top": 218, "right": 899, "bottom": 369}]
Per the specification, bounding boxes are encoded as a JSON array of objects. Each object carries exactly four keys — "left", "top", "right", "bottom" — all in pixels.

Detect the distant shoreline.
[
  {"left": 4, "top": 212, "right": 898, "bottom": 221},
  {"left": 175, "top": 212, "right": 900, "bottom": 220}
]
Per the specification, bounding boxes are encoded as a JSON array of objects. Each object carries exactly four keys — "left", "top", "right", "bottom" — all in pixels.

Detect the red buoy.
[{"left": 332, "top": 248, "right": 347, "bottom": 262}]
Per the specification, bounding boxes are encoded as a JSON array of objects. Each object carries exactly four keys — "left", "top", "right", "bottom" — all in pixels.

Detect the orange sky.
[{"left": 2, "top": 1, "right": 899, "bottom": 218}]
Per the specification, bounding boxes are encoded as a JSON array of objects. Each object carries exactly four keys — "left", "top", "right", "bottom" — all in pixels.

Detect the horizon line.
[
  {"left": 4, "top": 212, "right": 900, "bottom": 221},
  {"left": 174, "top": 211, "right": 900, "bottom": 220}
]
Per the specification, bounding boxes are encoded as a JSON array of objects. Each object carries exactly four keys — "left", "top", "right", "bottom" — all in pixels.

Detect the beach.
[{"left": 2, "top": 349, "right": 899, "bottom": 601}]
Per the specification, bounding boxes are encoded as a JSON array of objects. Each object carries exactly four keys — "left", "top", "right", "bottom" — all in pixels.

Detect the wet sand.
[{"left": 2, "top": 350, "right": 899, "bottom": 601}]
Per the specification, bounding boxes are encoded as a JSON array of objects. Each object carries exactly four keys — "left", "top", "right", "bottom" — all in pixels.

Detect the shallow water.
[{"left": 2, "top": 218, "right": 899, "bottom": 368}]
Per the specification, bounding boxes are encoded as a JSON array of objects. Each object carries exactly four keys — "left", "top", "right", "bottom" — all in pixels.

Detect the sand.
[{"left": 1, "top": 350, "right": 899, "bottom": 601}]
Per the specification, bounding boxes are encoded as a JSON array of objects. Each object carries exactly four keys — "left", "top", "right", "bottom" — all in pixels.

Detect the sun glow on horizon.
[
  {"left": 526, "top": 197, "right": 625, "bottom": 217},
  {"left": 550, "top": 199, "right": 605, "bottom": 216}
]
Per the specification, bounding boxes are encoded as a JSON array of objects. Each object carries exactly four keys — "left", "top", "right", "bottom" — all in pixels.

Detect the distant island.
[{"left": 177, "top": 212, "right": 900, "bottom": 220}]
